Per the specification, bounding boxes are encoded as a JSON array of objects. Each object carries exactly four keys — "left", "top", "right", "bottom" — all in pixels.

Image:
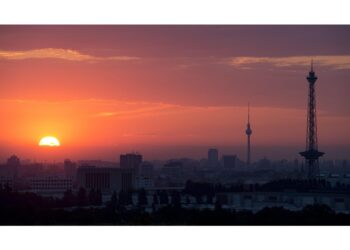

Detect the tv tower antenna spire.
[
  {"left": 299, "top": 61, "right": 325, "bottom": 179},
  {"left": 246, "top": 102, "right": 252, "bottom": 166}
]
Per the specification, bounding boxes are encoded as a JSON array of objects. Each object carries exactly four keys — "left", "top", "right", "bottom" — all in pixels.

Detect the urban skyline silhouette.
[{"left": 0, "top": 25, "right": 349, "bottom": 225}]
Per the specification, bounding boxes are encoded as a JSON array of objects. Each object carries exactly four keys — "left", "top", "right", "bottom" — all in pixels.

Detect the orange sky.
[{"left": 0, "top": 26, "right": 349, "bottom": 161}]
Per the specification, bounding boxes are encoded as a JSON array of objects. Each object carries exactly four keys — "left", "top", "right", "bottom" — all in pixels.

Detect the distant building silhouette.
[
  {"left": 137, "top": 162, "right": 155, "bottom": 189},
  {"left": 258, "top": 157, "right": 271, "bottom": 169},
  {"left": 223, "top": 155, "right": 236, "bottom": 169},
  {"left": 0, "top": 155, "right": 21, "bottom": 190},
  {"left": 299, "top": 62, "right": 325, "bottom": 179},
  {"left": 7, "top": 155, "right": 20, "bottom": 167},
  {"left": 208, "top": 148, "right": 219, "bottom": 168},
  {"left": 139, "top": 162, "right": 154, "bottom": 178},
  {"left": 120, "top": 153, "right": 143, "bottom": 171},
  {"left": 162, "top": 161, "right": 183, "bottom": 179},
  {"left": 77, "top": 166, "right": 135, "bottom": 193},
  {"left": 29, "top": 176, "right": 73, "bottom": 193},
  {"left": 0, "top": 176, "right": 14, "bottom": 190},
  {"left": 245, "top": 103, "right": 252, "bottom": 166},
  {"left": 5, "top": 155, "right": 20, "bottom": 179},
  {"left": 64, "top": 159, "right": 77, "bottom": 178}
]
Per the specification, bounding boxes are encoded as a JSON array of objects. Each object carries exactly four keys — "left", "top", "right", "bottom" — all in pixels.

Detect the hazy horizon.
[{"left": 0, "top": 144, "right": 349, "bottom": 163}]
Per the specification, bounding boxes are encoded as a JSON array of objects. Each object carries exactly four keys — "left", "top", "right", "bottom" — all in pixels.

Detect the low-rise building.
[
  {"left": 0, "top": 176, "right": 14, "bottom": 189},
  {"left": 76, "top": 166, "right": 135, "bottom": 193},
  {"left": 29, "top": 176, "right": 73, "bottom": 192},
  {"left": 136, "top": 176, "right": 154, "bottom": 189}
]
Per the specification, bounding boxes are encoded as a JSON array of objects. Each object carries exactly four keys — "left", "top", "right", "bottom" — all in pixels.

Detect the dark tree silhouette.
[
  {"left": 4, "top": 183, "right": 12, "bottom": 193},
  {"left": 207, "top": 193, "right": 214, "bottom": 204},
  {"left": 96, "top": 190, "right": 102, "bottom": 206},
  {"left": 153, "top": 193, "right": 159, "bottom": 205},
  {"left": 138, "top": 189, "right": 148, "bottom": 206},
  {"left": 119, "top": 190, "right": 132, "bottom": 206},
  {"left": 108, "top": 191, "right": 118, "bottom": 211},
  {"left": 62, "top": 189, "right": 75, "bottom": 207},
  {"left": 77, "top": 188, "right": 87, "bottom": 207},
  {"left": 159, "top": 190, "right": 169, "bottom": 205},
  {"left": 88, "top": 189, "right": 97, "bottom": 205},
  {"left": 170, "top": 191, "right": 181, "bottom": 207}
]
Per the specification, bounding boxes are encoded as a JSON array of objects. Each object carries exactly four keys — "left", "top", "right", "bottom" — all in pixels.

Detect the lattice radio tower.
[{"left": 299, "top": 61, "right": 325, "bottom": 179}]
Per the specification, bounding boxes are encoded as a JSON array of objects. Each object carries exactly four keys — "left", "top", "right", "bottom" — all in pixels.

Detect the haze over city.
[
  {"left": 1, "top": 22, "right": 350, "bottom": 227},
  {"left": 0, "top": 25, "right": 349, "bottom": 161}
]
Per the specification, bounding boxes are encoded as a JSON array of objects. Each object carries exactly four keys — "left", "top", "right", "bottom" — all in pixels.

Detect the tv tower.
[
  {"left": 246, "top": 103, "right": 252, "bottom": 166},
  {"left": 299, "top": 61, "right": 325, "bottom": 179}
]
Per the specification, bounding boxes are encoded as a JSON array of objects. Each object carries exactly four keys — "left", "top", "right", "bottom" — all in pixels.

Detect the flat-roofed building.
[
  {"left": 77, "top": 166, "right": 135, "bottom": 193},
  {"left": 29, "top": 176, "right": 73, "bottom": 192},
  {"left": 136, "top": 176, "right": 154, "bottom": 189}
]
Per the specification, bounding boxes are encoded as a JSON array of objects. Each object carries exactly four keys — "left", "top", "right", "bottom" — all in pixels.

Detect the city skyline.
[{"left": 0, "top": 25, "right": 349, "bottom": 161}]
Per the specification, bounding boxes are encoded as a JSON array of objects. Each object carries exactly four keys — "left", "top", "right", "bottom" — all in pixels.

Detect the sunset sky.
[{"left": 0, "top": 25, "right": 349, "bottom": 161}]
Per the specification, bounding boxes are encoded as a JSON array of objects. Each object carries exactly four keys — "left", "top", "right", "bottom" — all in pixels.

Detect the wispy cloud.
[
  {"left": 0, "top": 48, "right": 140, "bottom": 62},
  {"left": 94, "top": 102, "right": 183, "bottom": 118},
  {"left": 227, "top": 55, "right": 350, "bottom": 70},
  {"left": 2, "top": 98, "right": 349, "bottom": 120}
]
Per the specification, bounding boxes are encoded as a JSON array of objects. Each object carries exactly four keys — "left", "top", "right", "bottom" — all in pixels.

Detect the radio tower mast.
[
  {"left": 299, "top": 61, "right": 325, "bottom": 179},
  {"left": 246, "top": 103, "right": 252, "bottom": 166}
]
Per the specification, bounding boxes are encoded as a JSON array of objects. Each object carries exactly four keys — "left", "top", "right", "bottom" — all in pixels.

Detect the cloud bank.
[
  {"left": 0, "top": 48, "right": 139, "bottom": 62},
  {"left": 228, "top": 55, "right": 350, "bottom": 70}
]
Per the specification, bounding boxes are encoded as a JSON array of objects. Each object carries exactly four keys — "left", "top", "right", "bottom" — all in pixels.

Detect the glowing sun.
[{"left": 39, "top": 136, "right": 60, "bottom": 147}]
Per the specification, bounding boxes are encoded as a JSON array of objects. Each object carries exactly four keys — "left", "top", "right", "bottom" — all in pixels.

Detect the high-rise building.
[
  {"left": 245, "top": 103, "right": 252, "bottom": 166},
  {"left": 7, "top": 155, "right": 20, "bottom": 167},
  {"left": 208, "top": 148, "right": 219, "bottom": 168},
  {"left": 299, "top": 62, "right": 325, "bottom": 179},
  {"left": 6, "top": 155, "right": 20, "bottom": 178}
]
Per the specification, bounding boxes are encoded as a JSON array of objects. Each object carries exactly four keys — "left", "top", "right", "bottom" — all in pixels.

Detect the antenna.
[
  {"left": 245, "top": 102, "right": 252, "bottom": 166},
  {"left": 300, "top": 64, "right": 324, "bottom": 179},
  {"left": 248, "top": 102, "right": 250, "bottom": 124},
  {"left": 311, "top": 59, "right": 314, "bottom": 72}
]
